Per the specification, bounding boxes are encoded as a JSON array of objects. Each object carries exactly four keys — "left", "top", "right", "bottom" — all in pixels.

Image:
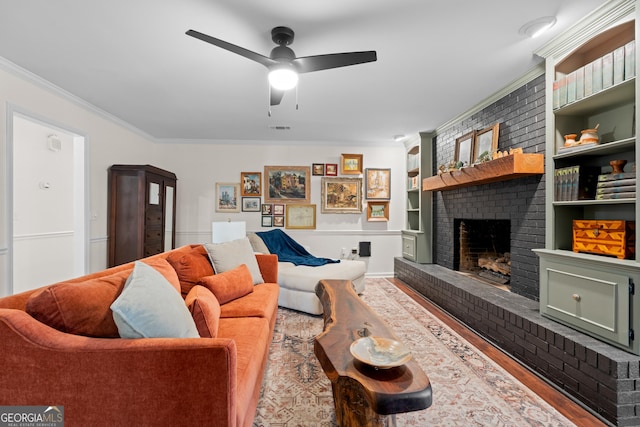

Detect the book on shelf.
[
  {"left": 602, "top": 51, "right": 614, "bottom": 89},
  {"left": 566, "top": 71, "right": 577, "bottom": 104},
  {"left": 625, "top": 40, "right": 636, "bottom": 80},
  {"left": 592, "top": 57, "right": 603, "bottom": 93},
  {"left": 596, "top": 184, "right": 636, "bottom": 195},
  {"left": 613, "top": 45, "right": 625, "bottom": 85},
  {"left": 596, "top": 177, "right": 636, "bottom": 188},
  {"left": 595, "top": 191, "right": 636, "bottom": 200},
  {"left": 575, "top": 66, "right": 584, "bottom": 100},
  {"left": 554, "top": 166, "right": 599, "bottom": 201},
  {"left": 584, "top": 61, "right": 593, "bottom": 97},
  {"left": 597, "top": 172, "right": 636, "bottom": 182}
]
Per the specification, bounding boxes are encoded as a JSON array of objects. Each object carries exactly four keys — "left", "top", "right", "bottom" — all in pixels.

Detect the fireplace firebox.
[{"left": 454, "top": 219, "right": 511, "bottom": 286}]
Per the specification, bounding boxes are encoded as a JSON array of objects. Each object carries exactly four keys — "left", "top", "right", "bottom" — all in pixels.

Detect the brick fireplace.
[{"left": 394, "top": 75, "right": 640, "bottom": 426}]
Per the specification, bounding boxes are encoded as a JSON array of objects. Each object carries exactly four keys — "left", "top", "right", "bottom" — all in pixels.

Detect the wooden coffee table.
[{"left": 314, "top": 279, "right": 432, "bottom": 427}]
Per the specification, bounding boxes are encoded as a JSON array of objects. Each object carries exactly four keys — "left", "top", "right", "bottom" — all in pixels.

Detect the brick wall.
[{"left": 432, "top": 74, "right": 546, "bottom": 300}]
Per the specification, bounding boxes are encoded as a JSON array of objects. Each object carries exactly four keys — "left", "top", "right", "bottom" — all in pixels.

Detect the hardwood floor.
[{"left": 389, "top": 277, "right": 609, "bottom": 427}]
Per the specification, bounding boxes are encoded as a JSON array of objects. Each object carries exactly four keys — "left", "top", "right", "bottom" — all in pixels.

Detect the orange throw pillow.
[
  {"left": 196, "top": 264, "right": 254, "bottom": 305},
  {"left": 185, "top": 285, "right": 221, "bottom": 338},
  {"left": 25, "top": 258, "right": 181, "bottom": 338},
  {"left": 167, "top": 246, "right": 215, "bottom": 297}
]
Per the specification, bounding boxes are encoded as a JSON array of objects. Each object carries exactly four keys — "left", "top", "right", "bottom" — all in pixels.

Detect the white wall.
[
  {"left": 159, "top": 141, "right": 405, "bottom": 275},
  {"left": 0, "top": 60, "right": 406, "bottom": 295}
]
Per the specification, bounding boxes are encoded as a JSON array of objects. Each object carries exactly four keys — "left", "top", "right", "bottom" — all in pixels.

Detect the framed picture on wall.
[
  {"left": 240, "top": 172, "right": 262, "bottom": 196},
  {"left": 312, "top": 163, "right": 325, "bottom": 176},
  {"left": 264, "top": 166, "right": 310, "bottom": 204},
  {"left": 367, "top": 201, "right": 389, "bottom": 222},
  {"left": 273, "top": 215, "right": 284, "bottom": 227},
  {"left": 454, "top": 131, "right": 475, "bottom": 166},
  {"left": 261, "top": 203, "right": 273, "bottom": 215},
  {"left": 215, "top": 182, "right": 240, "bottom": 213},
  {"left": 261, "top": 216, "right": 273, "bottom": 227},
  {"left": 285, "top": 204, "right": 316, "bottom": 229},
  {"left": 273, "top": 204, "right": 285, "bottom": 215},
  {"left": 473, "top": 123, "right": 500, "bottom": 163},
  {"left": 340, "top": 153, "right": 363, "bottom": 175},
  {"left": 364, "top": 168, "right": 391, "bottom": 200},
  {"left": 241, "top": 197, "right": 261, "bottom": 212},
  {"left": 321, "top": 177, "right": 363, "bottom": 213},
  {"left": 325, "top": 163, "right": 338, "bottom": 176}
]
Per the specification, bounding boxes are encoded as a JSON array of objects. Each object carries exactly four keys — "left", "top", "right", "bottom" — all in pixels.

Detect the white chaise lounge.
[{"left": 248, "top": 231, "right": 366, "bottom": 315}]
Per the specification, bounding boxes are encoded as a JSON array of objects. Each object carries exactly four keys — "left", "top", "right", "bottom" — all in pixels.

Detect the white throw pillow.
[
  {"left": 247, "top": 232, "right": 270, "bottom": 254},
  {"left": 111, "top": 261, "right": 199, "bottom": 339},
  {"left": 204, "top": 237, "right": 265, "bottom": 285}
]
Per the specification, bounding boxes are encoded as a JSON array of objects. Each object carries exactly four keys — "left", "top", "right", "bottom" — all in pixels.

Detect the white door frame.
[{"left": 7, "top": 105, "right": 89, "bottom": 293}]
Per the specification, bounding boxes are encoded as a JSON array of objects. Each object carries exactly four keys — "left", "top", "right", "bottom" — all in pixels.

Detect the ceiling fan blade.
[
  {"left": 270, "top": 88, "right": 285, "bottom": 106},
  {"left": 186, "top": 29, "right": 277, "bottom": 68},
  {"left": 293, "top": 51, "right": 377, "bottom": 73}
]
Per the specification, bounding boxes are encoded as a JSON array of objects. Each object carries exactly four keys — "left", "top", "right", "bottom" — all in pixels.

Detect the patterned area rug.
[{"left": 253, "top": 278, "right": 576, "bottom": 426}]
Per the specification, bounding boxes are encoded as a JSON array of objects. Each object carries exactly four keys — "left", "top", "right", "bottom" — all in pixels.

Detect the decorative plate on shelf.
[{"left": 350, "top": 336, "right": 412, "bottom": 369}]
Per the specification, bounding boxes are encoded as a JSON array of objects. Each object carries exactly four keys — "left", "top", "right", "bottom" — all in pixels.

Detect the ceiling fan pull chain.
[
  {"left": 295, "top": 85, "right": 299, "bottom": 110},
  {"left": 268, "top": 87, "right": 272, "bottom": 117}
]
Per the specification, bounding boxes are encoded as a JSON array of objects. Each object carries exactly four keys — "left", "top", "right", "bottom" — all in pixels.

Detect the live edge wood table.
[{"left": 314, "top": 279, "right": 432, "bottom": 427}]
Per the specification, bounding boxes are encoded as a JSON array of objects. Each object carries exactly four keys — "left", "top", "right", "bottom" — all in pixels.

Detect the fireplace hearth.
[{"left": 454, "top": 219, "right": 511, "bottom": 288}]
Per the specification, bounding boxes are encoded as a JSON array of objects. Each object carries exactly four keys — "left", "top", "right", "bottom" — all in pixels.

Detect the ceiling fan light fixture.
[
  {"left": 268, "top": 67, "right": 298, "bottom": 91},
  {"left": 519, "top": 16, "right": 557, "bottom": 38}
]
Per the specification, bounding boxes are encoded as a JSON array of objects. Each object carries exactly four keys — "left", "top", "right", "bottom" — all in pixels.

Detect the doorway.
[{"left": 10, "top": 111, "right": 87, "bottom": 294}]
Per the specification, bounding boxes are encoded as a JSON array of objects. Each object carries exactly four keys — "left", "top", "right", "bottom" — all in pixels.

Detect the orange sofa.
[{"left": 0, "top": 244, "right": 280, "bottom": 427}]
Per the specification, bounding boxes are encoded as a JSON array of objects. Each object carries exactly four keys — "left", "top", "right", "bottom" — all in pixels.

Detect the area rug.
[{"left": 253, "top": 278, "right": 576, "bottom": 426}]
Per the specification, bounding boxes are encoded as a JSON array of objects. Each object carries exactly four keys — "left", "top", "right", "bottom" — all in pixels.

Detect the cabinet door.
[
  {"left": 540, "top": 256, "right": 631, "bottom": 348},
  {"left": 144, "top": 174, "right": 165, "bottom": 257},
  {"left": 402, "top": 233, "right": 417, "bottom": 261}
]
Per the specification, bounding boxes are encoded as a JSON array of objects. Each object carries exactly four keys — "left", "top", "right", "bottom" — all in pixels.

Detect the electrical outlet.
[{"left": 351, "top": 247, "right": 358, "bottom": 255}]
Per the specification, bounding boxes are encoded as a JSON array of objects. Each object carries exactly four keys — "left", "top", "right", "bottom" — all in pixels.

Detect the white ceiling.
[{"left": 0, "top": 0, "right": 608, "bottom": 145}]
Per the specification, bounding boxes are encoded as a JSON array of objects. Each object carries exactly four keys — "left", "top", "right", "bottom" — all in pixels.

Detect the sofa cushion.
[
  {"left": 185, "top": 285, "right": 221, "bottom": 338},
  {"left": 247, "top": 232, "right": 270, "bottom": 254},
  {"left": 166, "top": 245, "right": 215, "bottom": 297},
  {"left": 196, "top": 264, "right": 254, "bottom": 305},
  {"left": 25, "top": 258, "right": 181, "bottom": 338},
  {"left": 111, "top": 261, "right": 199, "bottom": 339},
  {"left": 205, "top": 238, "right": 264, "bottom": 284}
]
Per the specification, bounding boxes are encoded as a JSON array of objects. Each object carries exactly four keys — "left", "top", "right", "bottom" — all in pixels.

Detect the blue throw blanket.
[{"left": 256, "top": 229, "right": 340, "bottom": 266}]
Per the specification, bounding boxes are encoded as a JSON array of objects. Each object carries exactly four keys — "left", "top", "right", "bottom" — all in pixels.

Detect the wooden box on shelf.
[{"left": 572, "top": 219, "right": 636, "bottom": 259}]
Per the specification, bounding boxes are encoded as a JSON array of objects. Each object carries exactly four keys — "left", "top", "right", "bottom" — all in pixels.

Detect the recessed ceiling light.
[
  {"left": 519, "top": 16, "right": 557, "bottom": 38},
  {"left": 269, "top": 125, "right": 291, "bottom": 131}
]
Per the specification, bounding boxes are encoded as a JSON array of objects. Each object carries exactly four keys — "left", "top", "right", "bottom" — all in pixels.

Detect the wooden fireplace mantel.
[{"left": 422, "top": 153, "right": 544, "bottom": 191}]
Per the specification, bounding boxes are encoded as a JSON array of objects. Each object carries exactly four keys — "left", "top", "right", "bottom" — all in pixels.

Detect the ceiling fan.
[{"left": 186, "top": 26, "right": 377, "bottom": 106}]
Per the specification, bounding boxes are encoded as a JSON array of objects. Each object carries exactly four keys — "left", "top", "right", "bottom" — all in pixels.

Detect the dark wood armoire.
[{"left": 107, "top": 165, "right": 177, "bottom": 267}]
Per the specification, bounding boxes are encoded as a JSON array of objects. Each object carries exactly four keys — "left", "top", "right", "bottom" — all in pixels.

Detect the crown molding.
[
  {"left": 0, "top": 56, "right": 158, "bottom": 143},
  {"left": 534, "top": 0, "right": 635, "bottom": 60}
]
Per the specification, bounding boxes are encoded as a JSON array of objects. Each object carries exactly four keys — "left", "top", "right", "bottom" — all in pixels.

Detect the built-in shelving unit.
[
  {"left": 534, "top": 5, "right": 640, "bottom": 355},
  {"left": 401, "top": 132, "right": 433, "bottom": 263}
]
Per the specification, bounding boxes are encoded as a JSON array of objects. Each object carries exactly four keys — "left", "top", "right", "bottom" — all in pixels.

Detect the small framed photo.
[
  {"left": 241, "top": 197, "right": 261, "bottom": 212},
  {"left": 273, "top": 204, "right": 285, "bottom": 215},
  {"left": 341, "top": 153, "right": 363, "bottom": 175},
  {"left": 264, "top": 166, "right": 310, "bottom": 204},
  {"left": 215, "top": 182, "right": 240, "bottom": 213},
  {"left": 454, "top": 131, "right": 475, "bottom": 166},
  {"left": 241, "top": 172, "right": 262, "bottom": 196},
  {"left": 261, "top": 203, "right": 273, "bottom": 215},
  {"left": 285, "top": 204, "right": 316, "bottom": 229},
  {"left": 365, "top": 168, "right": 391, "bottom": 200},
  {"left": 261, "top": 216, "right": 273, "bottom": 227},
  {"left": 312, "top": 163, "right": 325, "bottom": 176},
  {"left": 473, "top": 123, "right": 500, "bottom": 163},
  {"left": 273, "top": 216, "right": 285, "bottom": 227},
  {"left": 325, "top": 163, "right": 338, "bottom": 176},
  {"left": 321, "top": 177, "right": 363, "bottom": 213},
  {"left": 367, "top": 201, "right": 389, "bottom": 222}
]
